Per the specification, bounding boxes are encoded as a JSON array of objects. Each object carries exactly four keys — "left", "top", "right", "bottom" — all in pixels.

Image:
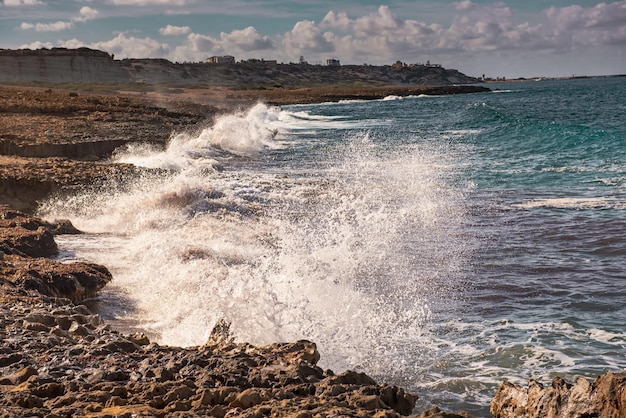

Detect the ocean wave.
[{"left": 513, "top": 197, "right": 625, "bottom": 210}]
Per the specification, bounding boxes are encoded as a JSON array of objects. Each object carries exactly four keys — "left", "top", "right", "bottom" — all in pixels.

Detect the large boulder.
[
  {"left": 1, "top": 255, "right": 111, "bottom": 301},
  {"left": 0, "top": 205, "right": 112, "bottom": 301},
  {"left": 0, "top": 207, "right": 61, "bottom": 257}
]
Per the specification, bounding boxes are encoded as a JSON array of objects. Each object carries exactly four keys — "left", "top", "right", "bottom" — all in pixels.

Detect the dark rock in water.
[
  {"left": 2, "top": 255, "right": 111, "bottom": 301},
  {"left": 0, "top": 207, "right": 82, "bottom": 256},
  {"left": 490, "top": 372, "right": 626, "bottom": 418},
  {"left": 0, "top": 222, "right": 57, "bottom": 258},
  {"left": 49, "top": 219, "right": 82, "bottom": 235}
]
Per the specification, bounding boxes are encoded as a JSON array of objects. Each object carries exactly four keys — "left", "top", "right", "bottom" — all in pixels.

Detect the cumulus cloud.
[
  {"left": 283, "top": 20, "right": 335, "bottom": 56},
  {"left": 77, "top": 6, "right": 99, "bottom": 21},
  {"left": 20, "top": 21, "right": 74, "bottom": 32},
  {"left": 159, "top": 25, "right": 191, "bottom": 36},
  {"left": 185, "top": 33, "right": 218, "bottom": 53},
  {"left": 544, "top": 1, "right": 626, "bottom": 46},
  {"left": 220, "top": 27, "right": 273, "bottom": 52},
  {"left": 15, "top": 1, "right": 625, "bottom": 75},
  {"left": 169, "top": 27, "right": 275, "bottom": 62},
  {"left": 61, "top": 33, "right": 170, "bottom": 59},
  {"left": 454, "top": 0, "right": 476, "bottom": 12},
  {"left": 20, "top": 5, "right": 99, "bottom": 32},
  {"left": 20, "top": 40, "right": 54, "bottom": 49},
  {"left": 297, "top": 1, "right": 626, "bottom": 64}
]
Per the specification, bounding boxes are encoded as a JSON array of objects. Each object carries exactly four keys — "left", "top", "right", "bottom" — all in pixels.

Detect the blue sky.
[{"left": 1, "top": 0, "right": 625, "bottom": 78}]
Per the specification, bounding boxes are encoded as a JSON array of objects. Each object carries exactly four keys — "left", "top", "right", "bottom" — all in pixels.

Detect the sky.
[{"left": 1, "top": 0, "right": 625, "bottom": 78}]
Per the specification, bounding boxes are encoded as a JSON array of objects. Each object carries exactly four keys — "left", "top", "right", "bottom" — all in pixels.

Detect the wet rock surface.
[{"left": 0, "top": 206, "right": 112, "bottom": 302}]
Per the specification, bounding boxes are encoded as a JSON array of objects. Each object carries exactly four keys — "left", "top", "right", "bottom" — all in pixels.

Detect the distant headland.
[{"left": 0, "top": 47, "right": 481, "bottom": 87}]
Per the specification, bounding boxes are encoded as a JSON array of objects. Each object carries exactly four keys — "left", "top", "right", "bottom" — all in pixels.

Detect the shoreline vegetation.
[{"left": 1, "top": 47, "right": 625, "bottom": 417}]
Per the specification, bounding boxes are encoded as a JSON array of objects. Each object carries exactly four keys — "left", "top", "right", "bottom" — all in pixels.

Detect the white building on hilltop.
[{"left": 207, "top": 55, "right": 235, "bottom": 64}]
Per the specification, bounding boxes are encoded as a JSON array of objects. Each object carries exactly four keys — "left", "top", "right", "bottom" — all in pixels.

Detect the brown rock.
[
  {"left": 2, "top": 255, "right": 112, "bottom": 301},
  {"left": 5, "top": 365, "right": 39, "bottom": 385},
  {"left": 30, "top": 382, "right": 65, "bottom": 398},
  {"left": 418, "top": 406, "right": 475, "bottom": 418},
  {"left": 229, "top": 387, "right": 270, "bottom": 409},
  {"left": 0, "top": 223, "right": 57, "bottom": 257},
  {"left": 379, "top": 385, "right": 419, "bottom": 416},
  {"left": 490, "top": 372, "right": 626, "bottom": 418}
]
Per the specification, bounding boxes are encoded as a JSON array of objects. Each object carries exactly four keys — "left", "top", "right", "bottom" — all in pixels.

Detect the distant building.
[
  {"left": 326, "top": 58, "right": 340, "bottom": 67},
  {"left": 241, "top": 58, "right": 278, "bottom": 65},
  {"left": 206, "top": 55, "right": 235, "bottom": 64}
]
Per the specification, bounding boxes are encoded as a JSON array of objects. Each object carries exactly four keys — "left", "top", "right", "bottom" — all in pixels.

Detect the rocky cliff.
[
  {"left": 0, "top": 47, "right": 480, "bottom": 86},
  {"left": 0, "top": 48, "right": 129, "bottom": 84}
]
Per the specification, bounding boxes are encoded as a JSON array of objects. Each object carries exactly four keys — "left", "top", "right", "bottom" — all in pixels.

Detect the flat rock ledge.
[{"left": 0, "top": 206, "right": 475, "bottom": 417}]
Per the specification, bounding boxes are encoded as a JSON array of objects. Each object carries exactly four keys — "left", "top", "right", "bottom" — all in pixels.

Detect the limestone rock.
[{"left": 490, "top": 372, "right": 626, "bottom": 418}]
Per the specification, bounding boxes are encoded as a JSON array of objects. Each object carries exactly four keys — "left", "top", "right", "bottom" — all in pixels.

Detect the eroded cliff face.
[{"left": 0, "top": 48, "right": 129, "bottom": 84}]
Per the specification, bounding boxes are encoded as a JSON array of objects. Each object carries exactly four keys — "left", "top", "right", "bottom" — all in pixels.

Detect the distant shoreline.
[
  {"left": 0, "top": 47, "right": 481, "bottom": 87},
  {"left": 0, "top": 82, "right": 490, "bottom": 110}
]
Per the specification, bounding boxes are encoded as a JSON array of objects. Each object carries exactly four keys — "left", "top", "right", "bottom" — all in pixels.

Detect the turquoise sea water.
[{"left": 44, "top": 76, "right": 626, "bottom": 416}]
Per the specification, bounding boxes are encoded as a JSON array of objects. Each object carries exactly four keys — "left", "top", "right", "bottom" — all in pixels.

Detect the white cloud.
[
  {"left": 169, "top": 27, "right": 275, "bottom": 62},
  {"left": 544, "top": 1, "right": 626, "bottom": 46},
  {"left": 220, "top": 26, "right": 273, "bottom": 52},
  {"left": 14, "top": 1, "right": 625, "bottom": 76},
  {"left": 109, "top": 0, "right": 188, "bottom": 5},
  {"left": 186, "top": 33, "right": 218, "bottom": 53},
  {"left": 454, "top": 1, "right": 476, "bottom": 12},
  {"left": 3, "top": 0, "right": 43, "bottom": 6},
  {"left": 20, "top": 21, "right": 74, "bottom": 32},
  {"left": 20, "top": 5, "right": 99, "bottom": 32},
  {"left": 60, "top": 33, "right": 170, "bottom": 59},
  {"left": 77, "top": 6, "right": 99, "bottom": 21},
  {"left": 283, "top": 20, "right": 335, "bottom": 56},
  {"left": 297, "top": 1, "right": 626, "bottom": 64},
  {"left": 19, "top": 40, "right": 54, "bottom": 49},
  {"left": 159, "top": 25, "right": 191, "bottom": 36}
]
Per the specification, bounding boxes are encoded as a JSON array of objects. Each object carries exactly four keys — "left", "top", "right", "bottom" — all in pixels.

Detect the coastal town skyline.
[{"left": 1, "top": 0, "right": 625, "bottom": 79}]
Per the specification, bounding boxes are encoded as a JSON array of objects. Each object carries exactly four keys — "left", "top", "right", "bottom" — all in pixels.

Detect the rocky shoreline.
[
  {"left": 0, "top": 206, "right": 453, "bottom": 417},
  {"left": 1, "top": 84, "right": 624, "bottom": 417}
]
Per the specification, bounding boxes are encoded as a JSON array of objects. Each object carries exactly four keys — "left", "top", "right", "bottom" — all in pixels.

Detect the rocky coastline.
[
  {"left": 0, "top": 206, "right": 423, "bottom": 417},
  {"left": 1, "top": 83, "right": 624, "bottom": 417}
]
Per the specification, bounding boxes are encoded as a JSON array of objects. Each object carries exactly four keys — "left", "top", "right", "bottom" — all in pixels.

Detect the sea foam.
[{"left": 40, "top": 102, "right": 467, "bottom": 379}]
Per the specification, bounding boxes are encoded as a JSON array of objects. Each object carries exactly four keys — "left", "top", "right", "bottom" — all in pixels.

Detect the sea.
[{"left": 39, "top": 76, "right": 626, "bottom": 416}]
